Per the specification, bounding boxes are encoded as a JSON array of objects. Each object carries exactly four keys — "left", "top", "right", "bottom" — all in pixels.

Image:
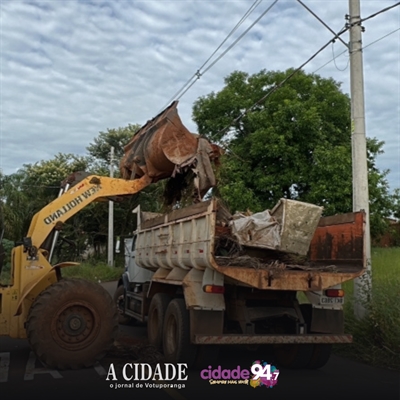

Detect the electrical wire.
[
  {"left": 201, "top": 0, "right": 279, "bottom": 76},
  {"left": 159, "top": 0, "right": 279, "bottom": 111},
  {"left": 360, "top": 1, "right": 400, "bottom": 23},
  {"left": 332, "top": 38, "right": 350, "bottom": 71},
  {"left": 216, "top": 3, "right": 400, "bottom": 139},
  {"left": 327, "top": 23, "right": 350, "bottom": 71},
  {"left": 363, "top": 27, "right": 400, "bottom": 50},
  {"left": 199, "top": 0, "right": 263, "bottom": 74},
  {"left": 314, "top": 27, "right": 400, "bottom": 74},
  {"left": 215, "top": 25, "right": 350, "bottom": 138},
  {"left": 159, "top": 0, "right": 263, "bottom": 111}
]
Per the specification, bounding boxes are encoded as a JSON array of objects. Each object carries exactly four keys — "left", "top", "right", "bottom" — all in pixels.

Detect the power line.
[
  {"left": 199, "top": 0, "right": 263, "bottom": 74},
  {"left": 215, "top": 25, "right": 350, "bottom": 139},
  {"left": 159, "top": 0, "right": 279, "bottom": 111},
  {"left": 201, "top": 0, "right": 279, "bottom": 76},
  {"left": 160, "top": 0, "right": 263, "bottom": 111},
  {"left": 359, "top": 1, "right": 400, "bottom": 23},
  {"left": 332, "top": 41, "right": 350, "bottom": 71},
  {"left": 314, "top": 27, "right": 400, "bottom": 74},
  {"left": 363, "top": 27, "right": 400, "bottom": 50},
  {"left": 296, "top": 0, "right": 348, "bottom": 48},
  {"left": 216, "top": 3, "right": 400, "bottom": 139}
]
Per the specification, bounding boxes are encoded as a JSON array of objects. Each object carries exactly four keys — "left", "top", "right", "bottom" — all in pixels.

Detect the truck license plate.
[{"left": 320, "top": 297, "right": 344, "bottom": 305}]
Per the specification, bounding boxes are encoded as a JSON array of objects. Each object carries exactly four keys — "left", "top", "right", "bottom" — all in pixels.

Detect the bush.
[
  {"left": 61, "top": 262, "right": 124, "bottom": 283},
  {"left": 335, "top": 248, "right": 400, "bottom": 370},
  {"left": 0, "top": 239, "right": 14, "bottom": 285}
]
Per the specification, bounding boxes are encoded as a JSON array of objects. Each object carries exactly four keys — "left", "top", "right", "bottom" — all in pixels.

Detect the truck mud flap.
[{"left": 194, "top": 334, "right": 352, "bottom": 345}]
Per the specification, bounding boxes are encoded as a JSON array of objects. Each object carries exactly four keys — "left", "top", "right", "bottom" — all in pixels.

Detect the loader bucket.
[{"left": 120, "top": 101, "right": 221, "bottom": 202}]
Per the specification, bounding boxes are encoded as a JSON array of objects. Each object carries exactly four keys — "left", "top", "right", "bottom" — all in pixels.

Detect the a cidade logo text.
[{"left": 106, "top": 363, "right": 188, "bottom": 390}]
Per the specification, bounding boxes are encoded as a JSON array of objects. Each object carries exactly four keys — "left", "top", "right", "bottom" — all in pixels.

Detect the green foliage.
[
  {"left": 86, "top": 124, "right": 141, "bottom": 173},
  {"left": 0, "top": 122, "right": 163, "bottom": 262},
  {"left": 193, "top": 68, "right": 397, "bottom": 238},
  {"left": 1, "top": 155, "right": 90, "bottom": 242},
  {"left": 61, "top": 262, "right": 124, "bottom": 283},
  {"left": 1, "top": 238, "right": 14, "bottom": 267},
  {"left": 0, "top": 238, "right": 14, "bottom": 285},
  {"left": 336, "top": 248, "right": 400, "bottom": 370},
  {"left": 391, "top": 188, "right": 400, "bottom": 219},
  {"left": 366, "top": 138, "right": 395, "bottom": 238}
]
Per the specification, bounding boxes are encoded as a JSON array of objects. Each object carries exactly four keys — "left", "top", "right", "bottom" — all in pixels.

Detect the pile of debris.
[{"left": 213, "top": 197, "right": 330, "bottom": 271}]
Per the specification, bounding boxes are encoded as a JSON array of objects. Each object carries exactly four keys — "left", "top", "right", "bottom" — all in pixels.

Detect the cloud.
[{"left": 0, "top": 0, "right": 399, "bottom": 192}]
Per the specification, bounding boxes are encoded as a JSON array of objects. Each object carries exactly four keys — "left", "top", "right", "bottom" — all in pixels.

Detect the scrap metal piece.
[{"left": 120, "top": 101, "right": 222, "bottom": 203}]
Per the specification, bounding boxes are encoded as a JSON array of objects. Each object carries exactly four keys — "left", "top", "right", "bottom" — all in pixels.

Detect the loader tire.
[
  {"left": 113, "top": 285, "right": 132, "bottom": 325},
  {"left": 147, "top": 293, "right": 171, "bottom": 350},
  {"left": 162, "top": 298, "right": 198, "bottom": 366},
  {"left": 27, "top": 278, "right": 118, "bottom": 370}
]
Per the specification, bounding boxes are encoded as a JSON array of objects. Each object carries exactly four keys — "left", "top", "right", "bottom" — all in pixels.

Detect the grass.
[
  {"left": 61, "top": 261, "right": 124, "bottom": 283},
  {"left": 334, "top": 247, "right": 400, "bottom": 370},
  {"left": 1, "top": 245, "right": 398, "bottom": 370},
  {"left": 0, "top": 260, "right": 124, "bottom": 286}
]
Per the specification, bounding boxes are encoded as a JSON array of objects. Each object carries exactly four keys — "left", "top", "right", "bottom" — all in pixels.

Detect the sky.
[{"left": 0, "top": 0, "right": 399, "bottom": 192}]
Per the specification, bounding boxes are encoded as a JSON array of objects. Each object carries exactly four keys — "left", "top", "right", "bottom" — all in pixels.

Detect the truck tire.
[
  {"left": 147, "top": 293, "right": 171, "bottom": 350},
  {"left": 299, "top": 304, "right": 332, "bottom": 369},
  {"left": 113, "top": 285, "right": 132, "bottom": 325},
  {"left": 162, "top": 298, "right": 197, "bottom": 366},
  {"left": 26, "top": 278, "right": 118, "bottom": 370},
  {"left": 273, "top": 344, "right": 314, "bottom": 369},
  {"left": 307, "top": 344, "right": 332, "bottom": 369}
]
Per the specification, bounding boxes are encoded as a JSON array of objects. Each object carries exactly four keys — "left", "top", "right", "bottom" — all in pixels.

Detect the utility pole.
[
  {"left": 348, "top": 0, "right": 372, "bottom": 319},
  {"left": 108, "top": 146, "right": 114, "bottom": 267}
]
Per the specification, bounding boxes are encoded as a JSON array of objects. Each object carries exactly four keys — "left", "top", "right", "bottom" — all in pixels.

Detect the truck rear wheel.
[
  {"left": 27, "top": 278, "right": 118, "bottom": 370},
  {"left": 273, "top": 344, "right": 314, "bottom": 369},
  {"left": 162, "top": 298, "right": 197, "bottom": 366},
  {"left": 147, "top": 293, "right": 171, "bottom": 350},
  {"left": 307, "top": 344, "right": 332, "bottom": 369},
  {"left": 299, "top": 304, "right": 332, "bottom": 369}
]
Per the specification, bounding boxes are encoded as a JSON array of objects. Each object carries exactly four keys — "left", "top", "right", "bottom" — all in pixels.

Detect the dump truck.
[
  {"left": 0, "top": 101, "right": 221, "bottom": 369},
  {"left": 115, "top": 197, "right": 366, "bottom": 369}
]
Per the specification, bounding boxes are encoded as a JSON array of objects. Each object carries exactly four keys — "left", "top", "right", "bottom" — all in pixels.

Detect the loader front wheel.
[{"left": 27, "top": 278, "right": 118, "bottom": 370}]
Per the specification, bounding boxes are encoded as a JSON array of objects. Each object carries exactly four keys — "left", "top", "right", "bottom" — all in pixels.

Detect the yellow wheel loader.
[{"left": 0, "top": 101, "right": 221, "bottom": 369}]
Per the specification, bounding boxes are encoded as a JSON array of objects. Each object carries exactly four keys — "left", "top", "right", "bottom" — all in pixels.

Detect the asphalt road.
[{"left": 0, "top": 280, "right": 398, "bottom": 399}]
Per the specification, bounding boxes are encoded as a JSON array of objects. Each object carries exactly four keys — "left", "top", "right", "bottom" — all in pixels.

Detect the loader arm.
[{"left": 26, "top": 174, "right": 152, "bottom": 252}]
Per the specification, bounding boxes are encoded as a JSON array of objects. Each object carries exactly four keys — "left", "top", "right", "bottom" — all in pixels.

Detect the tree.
[
  {"left": 392, "top": 188, "right": 400, "bottom": 220},
  {"left": 0, "top": 154, "right": 91, "bottom": 247},
  {"left": 366, "top": 138, "right": 395, "bottom": 239},
  {"left": 192, "top": 68, "right": 394, "bottom": 239},
  {"left": 86, "top": 124, "right": 141, "bottom": 173},
  {"left": 85, "top": 124, "right": 167, "bottom": 259}
]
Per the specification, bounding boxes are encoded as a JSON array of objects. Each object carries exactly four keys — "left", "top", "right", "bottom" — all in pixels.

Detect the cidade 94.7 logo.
[
  {"left": 250, "top": 360, "right": 279, "bottom": 388},
  {"left": 200, "top": 360, "right": 279, "bottom": 389}
]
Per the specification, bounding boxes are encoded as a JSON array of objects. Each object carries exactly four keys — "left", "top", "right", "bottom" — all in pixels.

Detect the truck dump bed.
[{"left": 135, "top": 198, "right": 365, "bottom": 291}]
